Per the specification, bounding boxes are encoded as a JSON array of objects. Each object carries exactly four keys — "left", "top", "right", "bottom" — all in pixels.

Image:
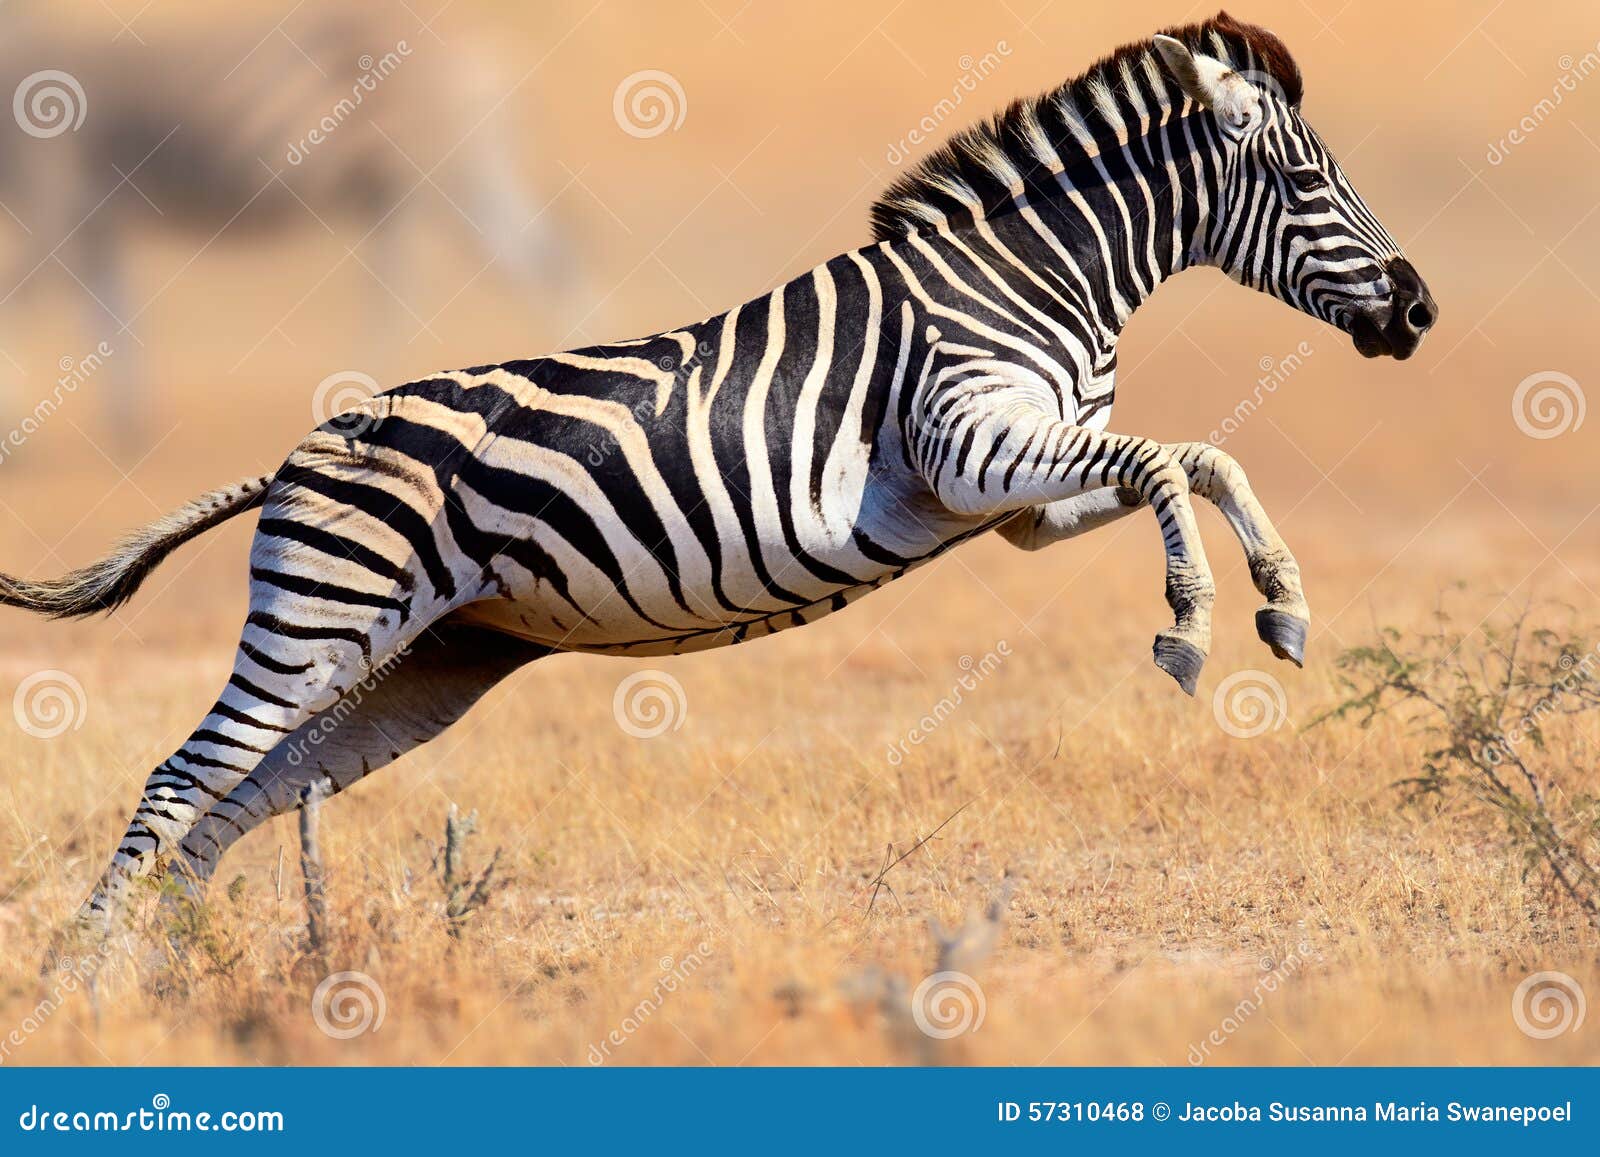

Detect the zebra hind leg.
[
  {"left": 174, "top": 620, "right": 546, "bottom": 903},
  {"left": 76, "top": 601, "right": 418, "bottom": 940}
]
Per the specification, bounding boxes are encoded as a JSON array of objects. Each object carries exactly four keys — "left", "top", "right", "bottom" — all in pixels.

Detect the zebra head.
[{"left": 1154, "top": 29, "right": 1437, "bottom": 361}]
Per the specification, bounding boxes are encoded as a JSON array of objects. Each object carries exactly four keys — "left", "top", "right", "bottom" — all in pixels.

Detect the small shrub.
[{"left": 1320, "top": 603, "right": 1600, "bottom": 930}]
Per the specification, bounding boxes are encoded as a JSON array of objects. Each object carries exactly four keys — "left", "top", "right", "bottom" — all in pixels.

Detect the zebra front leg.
[
  {"left": 922, "top": 404, "right": 1215, "bottom": 694},
  {"left": 1166, "top": 442, "right": 1309, "bottom": 667},
  {"left": 173, "top": 621, "right": 545, "bottom": 901},
  {"left": 995, "top": 487, "right": 1145, "bottom": 549},
  {"left": 997, "top": 445, "right": 1310, "bottom": 667}
]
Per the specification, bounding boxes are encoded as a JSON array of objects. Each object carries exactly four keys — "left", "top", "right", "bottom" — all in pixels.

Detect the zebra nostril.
[{"left": 1406, "top": 300, "right": 1434, "bottom": 330}]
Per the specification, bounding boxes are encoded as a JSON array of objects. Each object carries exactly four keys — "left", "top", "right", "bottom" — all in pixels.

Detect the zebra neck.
[{"left": 963, "top": 109, "right": 1227, "bottom": 338}]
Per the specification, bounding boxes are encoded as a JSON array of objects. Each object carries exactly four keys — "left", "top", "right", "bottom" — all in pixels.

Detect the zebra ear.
[{"left": 1152, "top": 34, "right": 1264, "bottom": 139}]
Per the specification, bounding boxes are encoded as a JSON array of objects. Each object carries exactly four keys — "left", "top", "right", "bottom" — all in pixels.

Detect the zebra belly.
[{"left": 450, "top": 566, "right": 907, "bottom": 656}]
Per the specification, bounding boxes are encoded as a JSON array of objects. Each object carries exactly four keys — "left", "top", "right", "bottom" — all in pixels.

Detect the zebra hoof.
[
  {"left": 1255, "top": 609, "right": 1307, "bottom": 668},
  {"left": 1152, "top": 634, "right": 1205, "bottom": 697}
]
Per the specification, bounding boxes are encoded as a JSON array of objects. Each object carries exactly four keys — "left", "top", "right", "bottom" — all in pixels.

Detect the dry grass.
[{"left": 2, "top": 496, "right": 1597, "bottom": 1066}]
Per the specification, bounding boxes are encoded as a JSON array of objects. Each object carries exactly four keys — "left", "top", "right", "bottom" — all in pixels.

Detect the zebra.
[
  {"left": 0, "top": 8, "right": 570, "bottom": 450},
  {"left": 2, "top": 12, "right": 1434, "bottom": 935}
]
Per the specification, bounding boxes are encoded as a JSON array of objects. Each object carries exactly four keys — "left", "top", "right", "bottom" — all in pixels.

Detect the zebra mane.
[{"left": 869, "top": 11, "right": 1303, "bottom": 242}]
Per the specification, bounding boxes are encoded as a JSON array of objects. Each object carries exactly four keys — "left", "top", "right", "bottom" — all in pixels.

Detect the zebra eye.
[{"left": 1289, "top": 169, "right": 1328, "bottom": 196}]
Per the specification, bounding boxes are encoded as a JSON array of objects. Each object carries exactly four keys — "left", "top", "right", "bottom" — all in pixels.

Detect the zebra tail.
[{"left": 0, "top": 474, "right": 274, "bottom": 619}]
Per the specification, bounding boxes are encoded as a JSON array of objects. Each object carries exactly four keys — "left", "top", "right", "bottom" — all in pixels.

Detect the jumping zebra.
[{"left": 3, "top": 12, "right": 1435, "bottom": 933}]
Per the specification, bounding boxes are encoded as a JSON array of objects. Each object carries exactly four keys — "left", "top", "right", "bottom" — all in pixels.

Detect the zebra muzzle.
[{"left": 1352, "top": 257, "right": 1437, "bottom": 361}]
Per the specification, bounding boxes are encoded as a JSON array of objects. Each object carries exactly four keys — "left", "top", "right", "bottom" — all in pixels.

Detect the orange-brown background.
[{"left": 0, "top": 1, "right": 1596, "bottom": 1066}]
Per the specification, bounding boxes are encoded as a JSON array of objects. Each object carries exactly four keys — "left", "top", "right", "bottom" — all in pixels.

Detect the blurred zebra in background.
[{"left": 0, "top": 7, "right": 571, "bottom": 452}]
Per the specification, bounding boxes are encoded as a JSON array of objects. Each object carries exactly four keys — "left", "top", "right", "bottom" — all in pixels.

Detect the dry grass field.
[{"left": 1, "top": 0, "right": 1598, "bottom": 1066}]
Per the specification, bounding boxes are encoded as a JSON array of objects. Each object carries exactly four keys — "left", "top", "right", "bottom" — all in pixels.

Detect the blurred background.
[
  {"left": 0, "top": 1, "right": 1593, "bottom": 537},
  {"left": 1, "top": 0, "right": 1598, "bottom": 1065}
]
